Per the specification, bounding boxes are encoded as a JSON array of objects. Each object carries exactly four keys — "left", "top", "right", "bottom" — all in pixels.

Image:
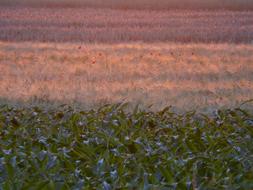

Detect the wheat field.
[
  {"left": 0, "top": 7, "right": 253, "bottom": 112},
  {"left": 1, "top": 42, "right": 252, "bottom": 111}
]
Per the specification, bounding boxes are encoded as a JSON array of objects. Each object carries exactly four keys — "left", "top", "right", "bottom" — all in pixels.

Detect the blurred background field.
[
  {"left": 1, "top": 42, "right": 252, "bottom": 112},
  {"left": 2, "top": 0, "right": 253, "bottom": 10},
  {"left": 0, "top": 4, "right": 252, "bottom": 112},
  {"left": 1, "top": 8, "right": 253, "bottom": 43}
]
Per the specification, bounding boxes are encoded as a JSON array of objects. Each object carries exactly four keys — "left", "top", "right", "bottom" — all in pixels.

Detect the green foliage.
[{"left": 0, "top": 104, "right": 253, "bottom": 189}]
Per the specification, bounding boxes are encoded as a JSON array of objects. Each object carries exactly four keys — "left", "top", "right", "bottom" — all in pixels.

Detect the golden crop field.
[
  {"left": 1, "top": 42, "right": 252, "bottom": 111},
  {"left": 0, "top": 7, "right": 253, "bottom": 112}
]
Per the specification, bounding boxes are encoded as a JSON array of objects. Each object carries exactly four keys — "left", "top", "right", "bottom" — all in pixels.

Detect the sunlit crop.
[{"left": 1, "top": 42, "right": 252, "bottom": 111}]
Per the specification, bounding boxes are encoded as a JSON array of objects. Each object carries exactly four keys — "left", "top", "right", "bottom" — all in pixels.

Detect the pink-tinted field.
[
  {"left": 2, "top": 0, "right": 253, "bottom": 10},
  {"left": 0, "top": 6, "right": 253, "bottom": 111},
  {"left": 1, "top": 7, "right": 253, "bottom": 43},
  {"left": 1, "top": 42, "right": 253, "bottom": 111}
]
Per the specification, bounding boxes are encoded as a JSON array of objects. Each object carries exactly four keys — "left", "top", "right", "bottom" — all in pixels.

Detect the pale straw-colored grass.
[{"left": 0, "top": 42, "right": 252, "bottom": 111}]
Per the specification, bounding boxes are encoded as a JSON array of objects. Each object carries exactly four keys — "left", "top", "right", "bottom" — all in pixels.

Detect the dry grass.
[
  {"left": 2, "top": 0, "right": 253, "bottom": 10},
  {"left": 1, "top": 7, "right": 253, "bottom": 43},
  {"left": 0, "top": 42, "right": 252, "bottom": 112}
]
